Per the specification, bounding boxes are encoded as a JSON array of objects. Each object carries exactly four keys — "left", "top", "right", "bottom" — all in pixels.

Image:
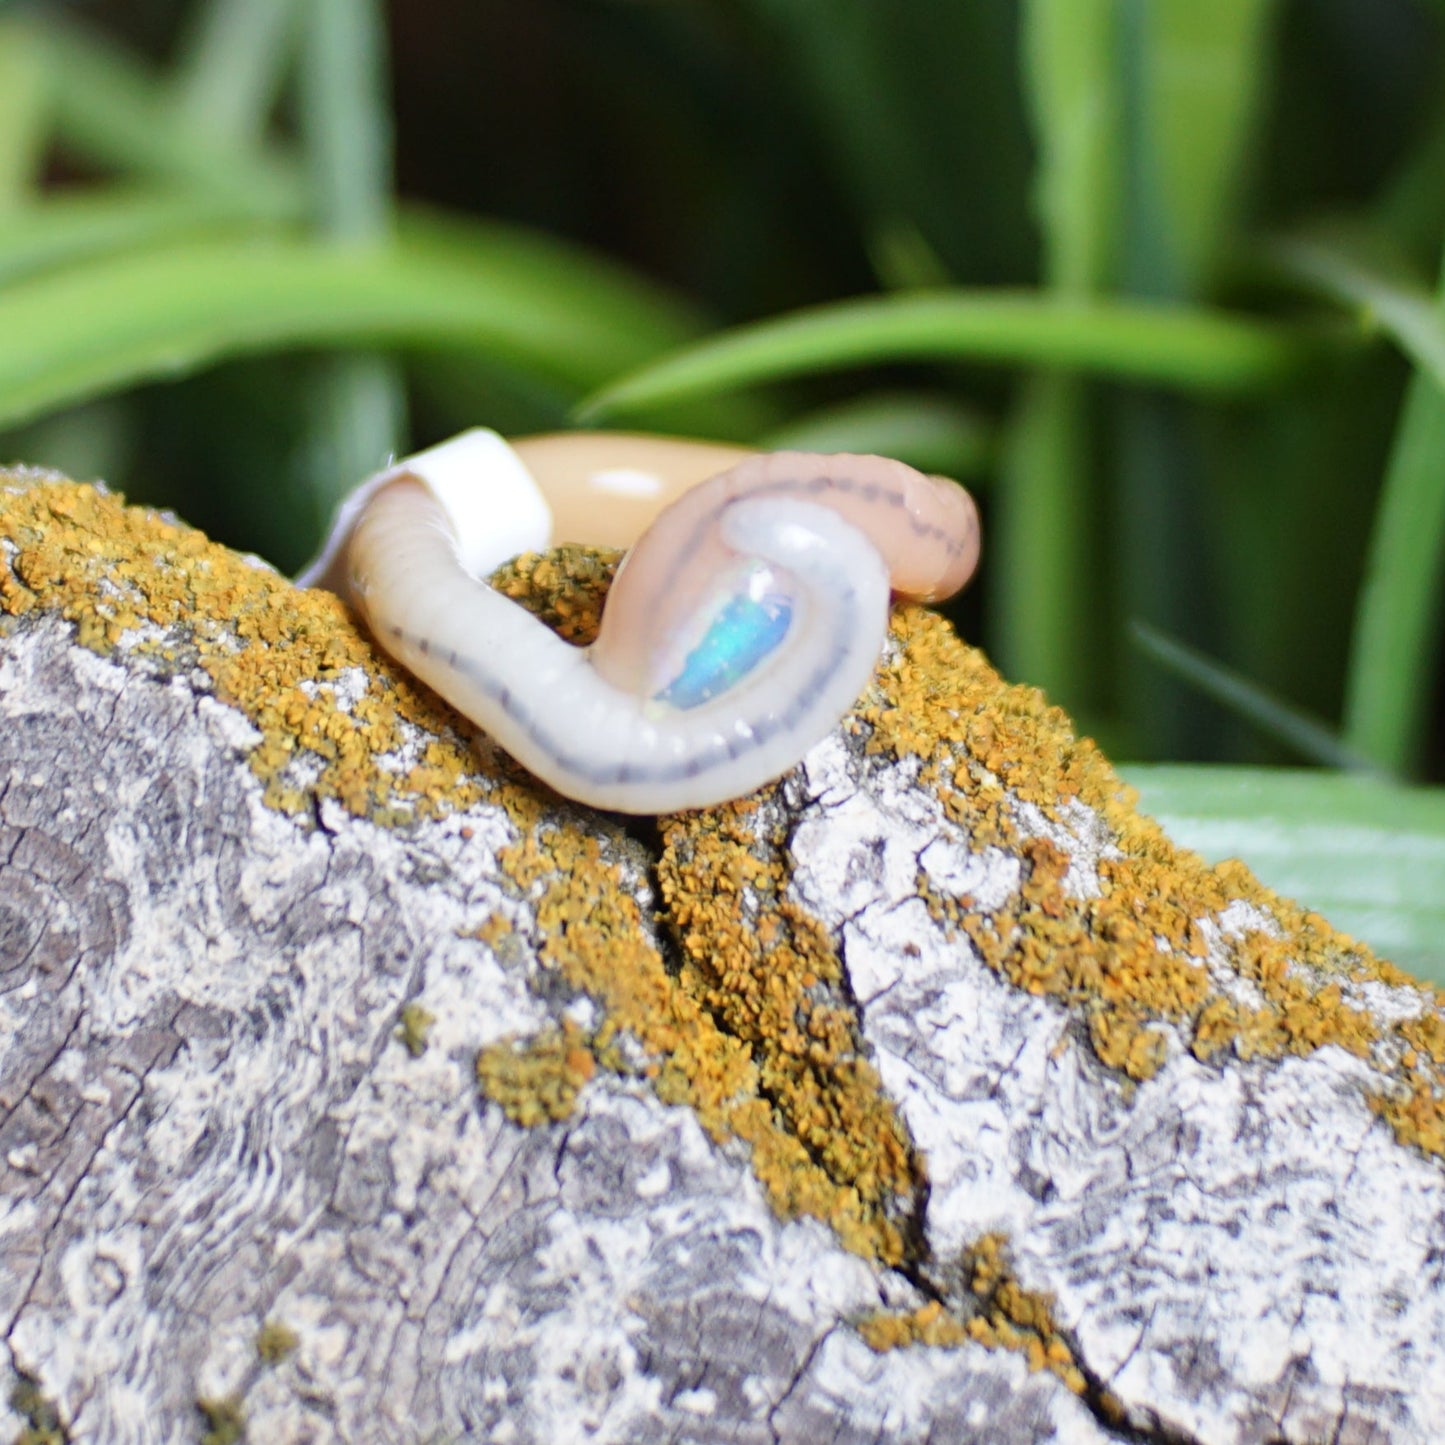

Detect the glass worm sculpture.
[{"left": 298, "top": 429, "right": 981, "bottom": 814}]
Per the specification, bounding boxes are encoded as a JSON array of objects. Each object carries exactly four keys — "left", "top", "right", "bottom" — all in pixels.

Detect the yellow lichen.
[
  {"left": 9, "top": 1377, "right": 66, "bottom": 1445},
  {"left": 5, "top": 465, "right": 1440, "bottom": 1309},
  {"left": 484, "top": 551, "right": 922, "bottom": 1262},
  {"left": 396, "top": 1002, "right": 436, "bottom": 1058},
  {"left": 656, "top": 803, "right": 920, "bottom": 1260},
  {"left": 863, "top": 606, "right": 1443, "bottom": 1150},
  {"left": 255, "top": 1320, "right": 299, "bottom": 1366},
  {"left": 196, "top": 1395, "right": 245, "bottom": 1445},
  {"left": 476, "top": 1020, "right": 598, "bottom": 1126},
  {"left": 858, "top": 1235, "right": 1089, "bottom": 1398},
  {"left": 490, "top": 793, "right": 915, "bottom": 1259},
  {"left": 856, "top": 1299, "right": 968, "bottom": 1352},
  {"left": 959, "top": 1233, "right": 1088, "bottom": 1395},
  {"left": 0, "top": 473, "right": 485, "bottom": 823}
]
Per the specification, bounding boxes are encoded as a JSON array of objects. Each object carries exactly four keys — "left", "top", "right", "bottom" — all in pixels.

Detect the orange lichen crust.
[
  {"left": 956, "top": 1234, "right": 1088, "bottom": 1396},
  {"left": 0, "top": 472, "right": 486, "bottom": 822},
  {"left": 856, "top": 1300, "right": 969, "bottom": 1352},
  {"left": 656, "top": 804, "right": 921, "bottom": 1260},
  {"left": 857, "top": 1236, "right": 1090, "bottom": 1398},
  {"left": 492, "top": 783, "right": 916, "bottom": 1263},
  {"left": 0, "top": 472, "right": 920, "bottom": 1264},
  {"left": 484, "top": 553, "right": 923, "bottom": 1263},
  {"left": 863, "top": 606, "right": 1445, "bottom": 1155}
]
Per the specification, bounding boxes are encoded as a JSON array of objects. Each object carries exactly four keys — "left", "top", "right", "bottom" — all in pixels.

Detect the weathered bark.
[{"left": 1, "top": 470, "right": 1442, "bottom": 1445}]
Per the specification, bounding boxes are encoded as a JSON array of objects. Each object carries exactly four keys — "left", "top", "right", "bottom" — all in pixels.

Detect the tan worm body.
[{"left": 301, "top": 430, "right": 980, "bottom": 813}]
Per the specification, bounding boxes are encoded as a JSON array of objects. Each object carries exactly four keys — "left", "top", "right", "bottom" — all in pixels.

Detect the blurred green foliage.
[{"left": 3, "top": 0, "right": 1445, "bottom": 969}]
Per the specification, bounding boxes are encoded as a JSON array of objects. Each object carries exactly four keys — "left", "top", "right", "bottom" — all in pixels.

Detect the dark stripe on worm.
[{"left": 398, "top": 579, "right": 861, "bottom": 795}]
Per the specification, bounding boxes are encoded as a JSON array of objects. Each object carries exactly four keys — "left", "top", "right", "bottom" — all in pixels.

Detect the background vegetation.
[{"left": 2, "top": 0, "right": 1443, "bottom": 974}]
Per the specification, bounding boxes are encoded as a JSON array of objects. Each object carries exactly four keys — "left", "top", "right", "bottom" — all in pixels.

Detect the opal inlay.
[{"left": 656, "top": 583, "right": 793, "bottom": 711}]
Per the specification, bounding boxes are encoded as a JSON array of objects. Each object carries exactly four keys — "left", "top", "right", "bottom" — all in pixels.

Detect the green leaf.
[
  {"left": 759, "top": 391, "right": 992, "bottom": 479},
  {"left": 1111, "top": 2, "right": 1277, "bottom": 756},
  {"left": 300, "top": 0, "right": 391, "bottom": 244},
  {"left": 0, "top": 19, "right": 51, "bottom": 210},
  {"left": 576, "top": 290, "right": 1320, "bottom": 421},
  {"left": 1126, "top": 765, "right": 1445, "bottom": 984},
  {"left": 994, "top": 375, "right": 1096, "bottom": 706},
  {"left": 0, "top": 188, "right": 295, "bottom": 288},
  {"left": 1022, "top": 0, "right": 1121, "bottom": 294},
  {"left": 298, "top": 0, "right": 403, "bottom": 511},
  {"left": 6, "top": 13, "right": 301, "bottom": 212},
  {"left": 0, "top": 219, "right": 700, "bottom": 432},
  {"left": 174, "top": 0, "right": 299, "bottom": 147},
  {"left": 997, "top": 1, "right": 1119, "bottom": 713},
  {"left": 1277, "top": 230, "right": 1445, "bottom": 777},
  {"left": 1342, "top": 349, "right": 1445, "bottom": 777}
]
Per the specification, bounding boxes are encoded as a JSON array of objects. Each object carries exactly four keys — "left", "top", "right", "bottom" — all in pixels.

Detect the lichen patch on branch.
[
  {"left": 866, "top": 605, "right": 1445, "bottom": 1152},
  {"left": 4, "top": 460, "right": 1440, "bottom": 1338},
  {"left": 856, "top": 1234, "right": 1092, "bottom": 1400},
  {"left": 0, "top": 472, "right": 486, "bottom": 822},
  {"left": 488, "top": 775, "right": 917, "bottom": 1263}
]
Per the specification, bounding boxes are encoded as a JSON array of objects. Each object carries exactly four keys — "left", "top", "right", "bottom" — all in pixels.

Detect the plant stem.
[
  {"left": 10, "top": 13, "right": 300, "bottom": 211},
  {"left": 998, "top": 0, "right": 1118, "bottom": 704},
  {"left": 0, "top": 22, "right": 51, "bottom": 213},
  {"left": 1342, "top": 241, "right": 1445, "bottom": 776},
  {"left": 174, "top": 0, "right": 299, "bottom": 148},
  {"left": 298, "top": 0, "right": 404, "bottom": 520}
]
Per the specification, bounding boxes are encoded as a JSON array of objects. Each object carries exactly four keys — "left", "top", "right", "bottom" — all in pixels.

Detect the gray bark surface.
[{"left": 2, "top": 482, "right": 1443, "bottom": 1445}]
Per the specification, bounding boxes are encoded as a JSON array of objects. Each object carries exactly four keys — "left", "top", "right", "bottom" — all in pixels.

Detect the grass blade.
[
  {"left": 1215, "top": 230, "right": 1445, "bottom": 776},
  {"left": 174, "top": 0, "right": 298, "bottom": 146},
  {"left": 0, "top": 188, "right": 296, "bottom": 287},
  {"left": 759, "top": 392, "right": 992, "bottom": 479},
  {"left": 0, "top": 20, "right": 51, "bottom": 210},
  {"left": 1000, "top": 0, "right": 1119, "bottom": 710},
  {"left": 1023, "top": 0, "right": 1121, "bottom": 294},
  {"left": 0, "top": 223, "right": 700, "bottom": 431},
  {"left": 1270, "top": 230, "right": 1445, "bottom": 396},
  {"left": 1121, "top": 0, "right": 1278, "bottom": 295},
  {"left": 1342, "top": 342, "right": 1445, "bottom": 776},
  {"left": 6, "top": 13, "right": 301, "bottom": 211},
  {"left": 1273, "top": 229, "right": 1445, "bottom": 775},
  {"left": 300, "top": 0, "right": 390, "bottom": 245},
  {"left": 298, "top": 0, "right": 403, "bottom": 510},
  {"left": 576, "top": 291, "right": 1320, "bottom": 421},
  {"left": 1130, "top": 619, "right": 1377, "bottom": 772},
  {"left": 996, "top": 376, "right": 1096, "bottom": 703},
  {"left": 1113, "top": 0, "right": 1279, "bottom": 758}
]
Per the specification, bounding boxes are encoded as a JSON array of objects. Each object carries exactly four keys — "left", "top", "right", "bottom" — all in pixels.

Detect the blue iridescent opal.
[{"left": 656, "top": 589, "right": 793, "bottom": 710}]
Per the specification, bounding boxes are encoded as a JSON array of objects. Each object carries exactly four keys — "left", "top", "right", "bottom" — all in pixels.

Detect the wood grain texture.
[
  {"left": 1, "top": 474, "right": 1443, "bottom": 1444},
  {"left": 0, "top": 612, "right": 1106, "bottom": 1444}
]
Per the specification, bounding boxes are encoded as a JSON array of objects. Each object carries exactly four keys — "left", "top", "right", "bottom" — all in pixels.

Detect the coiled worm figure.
[{"left": 298, "top": 429, "right": 980, "bottom": 814}]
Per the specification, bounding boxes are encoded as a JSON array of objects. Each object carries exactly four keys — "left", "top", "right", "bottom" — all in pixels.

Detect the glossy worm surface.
[{"left": 298, "top": 430, "right": 980, "bottom": 813}]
